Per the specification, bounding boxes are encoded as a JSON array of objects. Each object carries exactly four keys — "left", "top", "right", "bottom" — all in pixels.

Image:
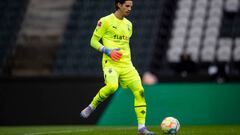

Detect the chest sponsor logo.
[{"left": 113, "top": 34, "right": 129, "bottom": 41}]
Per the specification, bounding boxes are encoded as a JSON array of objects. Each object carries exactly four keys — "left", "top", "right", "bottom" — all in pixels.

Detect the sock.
[
  {"left": 132, "top": 88, "right": 147, "bottom": 127},
  {"left": 138, "top": 124, "right": 145, "bottom": 130},
  {"left": 88, "top": 104, "right": 95, "bottom": 110},
  {"left": 135, "top": 106, "right": 146, "bottom": 126}
]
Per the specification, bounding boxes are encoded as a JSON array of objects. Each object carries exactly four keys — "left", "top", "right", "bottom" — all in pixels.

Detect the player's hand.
[
  {"left": 101, "top": 47, "right": 122, "bottom": 61},
  {"left": 110, "top": 48, "right": 122, "bottom": 61}
]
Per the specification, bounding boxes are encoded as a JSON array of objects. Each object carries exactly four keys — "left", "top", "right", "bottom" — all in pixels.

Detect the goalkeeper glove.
[{"left": 101, "top": 47, "right": 122, "bottom": 61}]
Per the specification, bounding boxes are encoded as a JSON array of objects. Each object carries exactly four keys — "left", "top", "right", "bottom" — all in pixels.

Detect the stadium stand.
[
  {"left": 0, "top": 0, "right": 29, "bottom": 75},
  {"left": 149, "top": 0, "right": 179, "bottom": 77},
  {"left": 156, "top": 0, "right": 240, "bottom": 79},
  {"left": 10, "top": 0, "right": 74, "bottom": 76},
  {"left": 0, "top": 0, "right": 239, "bottom": 81}
]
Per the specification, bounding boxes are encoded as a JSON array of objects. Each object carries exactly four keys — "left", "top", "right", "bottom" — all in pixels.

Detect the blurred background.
[{"left": 0, "top": 0, "right": 240, "bottom": 126}]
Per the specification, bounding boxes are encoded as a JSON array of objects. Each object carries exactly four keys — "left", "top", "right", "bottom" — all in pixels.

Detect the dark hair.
[{"left": 115, "top": 0, "right": 132, "bottom": 10}]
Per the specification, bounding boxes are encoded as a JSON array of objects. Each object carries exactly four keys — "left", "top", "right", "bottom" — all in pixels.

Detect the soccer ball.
[{"left": 160, "top": 117, "right": 180, "bottom": 134}]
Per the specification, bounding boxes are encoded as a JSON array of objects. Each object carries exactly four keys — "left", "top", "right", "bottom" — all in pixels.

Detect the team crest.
[
  {"left": 97, "top": 21, "right": 102, "bottom": 27},
  {"left": 108, "top": 68, "right": 112, "bottom": 73}
]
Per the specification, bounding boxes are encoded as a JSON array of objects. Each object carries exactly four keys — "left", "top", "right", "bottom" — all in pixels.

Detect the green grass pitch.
[{"left": 0, "top": 125, "right": 240, "bottom": 135}]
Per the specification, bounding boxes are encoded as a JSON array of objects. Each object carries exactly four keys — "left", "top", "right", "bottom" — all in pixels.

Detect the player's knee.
[
  {"left": 133, "top": 88, "right": 145, "bottom": 98},
  {"left": 106, "top": 83, "right": 118, "bottom": 93}
]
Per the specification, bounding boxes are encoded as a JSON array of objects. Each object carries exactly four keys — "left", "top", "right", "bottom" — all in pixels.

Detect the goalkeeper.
[{"left": 80, "top": 0, "right": 154, "bottom": 134}]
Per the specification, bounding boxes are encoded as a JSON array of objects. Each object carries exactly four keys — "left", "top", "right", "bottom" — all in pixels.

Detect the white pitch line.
[{"left": 24, "top": 129, "right": 89, "bottom": 135}]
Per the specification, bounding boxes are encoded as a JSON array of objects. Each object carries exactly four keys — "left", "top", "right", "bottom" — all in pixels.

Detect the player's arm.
[{"left": 90, "top": 19, "right": 122, "bottom": 61}]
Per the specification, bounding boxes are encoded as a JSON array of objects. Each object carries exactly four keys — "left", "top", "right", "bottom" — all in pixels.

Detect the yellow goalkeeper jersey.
[{"left": 92, "top": 13, "right": 133, "bottom": 68}]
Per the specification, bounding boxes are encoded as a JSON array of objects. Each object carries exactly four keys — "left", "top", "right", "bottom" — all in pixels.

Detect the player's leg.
[
  {"left": 81, "top": 67, "right": 119, "bottom": 118},
  {"left": 128, "top": 80, "right": 146, "bottom": 126},
  {"left": 120, "top": 66, "right": 154, "bottom": 134},
  {"left": 121, "top": 67, "right": 147, "bottom": 128},
  {"left": 128, "top": 81, "right": 155, "bottom": 135}
]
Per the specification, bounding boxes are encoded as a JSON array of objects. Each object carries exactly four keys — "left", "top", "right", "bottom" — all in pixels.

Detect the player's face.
[{"left": 119, "top": 1, "right": 133, "bottom": 17}]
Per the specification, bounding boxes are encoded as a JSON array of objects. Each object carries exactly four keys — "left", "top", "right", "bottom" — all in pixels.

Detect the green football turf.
[{"left": 0, "top": 125, "right": 240, "bottom": 135}]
